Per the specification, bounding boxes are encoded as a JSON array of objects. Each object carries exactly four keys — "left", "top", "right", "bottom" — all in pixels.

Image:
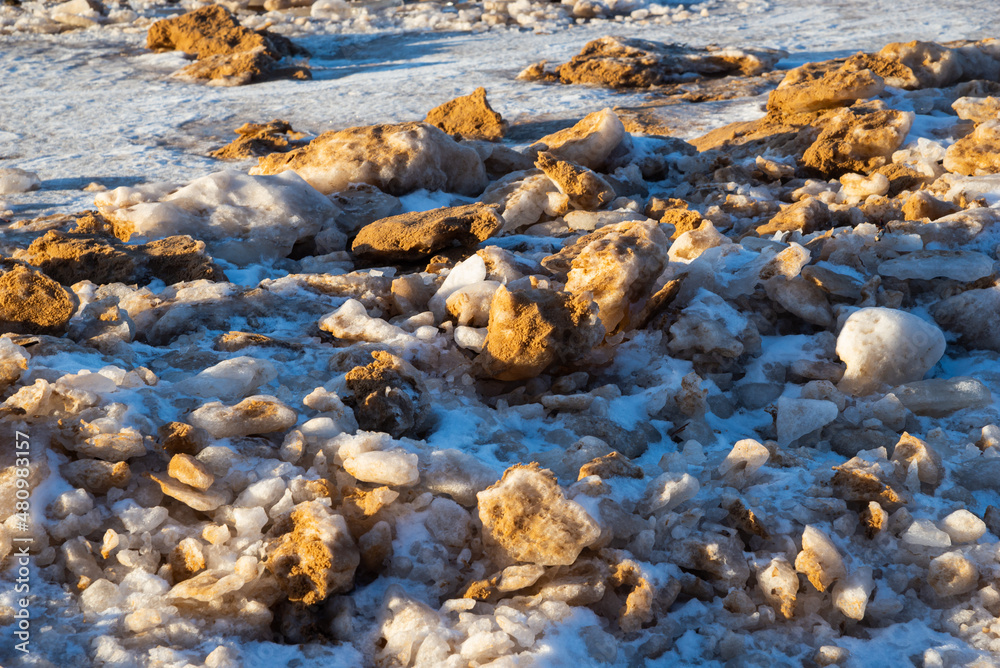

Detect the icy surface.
[{"left": 3, "top": 0, "right": 1000, "bottom": 667}]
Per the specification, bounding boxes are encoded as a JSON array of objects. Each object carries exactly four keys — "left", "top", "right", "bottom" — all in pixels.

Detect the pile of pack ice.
[
  {"left": 0, "top": 0, "right": 744, "bottom": 37},
  {"left": 5, "top": 29, "right": 1000, "bottom": 668}
]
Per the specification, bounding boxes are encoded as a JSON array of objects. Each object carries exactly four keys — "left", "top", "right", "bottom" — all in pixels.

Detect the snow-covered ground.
[{"left": 2, "top": 1, "right": 1000, "bottom": 667}]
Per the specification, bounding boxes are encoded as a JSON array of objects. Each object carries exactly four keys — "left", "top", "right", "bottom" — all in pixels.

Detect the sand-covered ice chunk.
[
  {"left": 667, "top": 221, "right": 731, "bottom": 262},
  {"left": 352, "top": 203, "right": 502, "bottom": 263},
  {"left": 941, "top": 510, "right": 986, "bottom": 544},
  {"left": 835, "top": 307, "right": 945, "bottom": 396},
  {"left": 189, "top": 394, "right": 297, "bottom": 438},
  {"left": 479, "top": 285, "right": 605, "bottom": 381},
  {"left": 769, "top": 67, "right": 884, "bottom": 114},
  {"left": 838, "top": 172, "right": 889, "bottom": 203},
  {"left": 266, "top": 500, "right": 359, "bottom": 605},
  {"left": 795, "top": 525, "right": 846, "bottom": 592},
  {"left": 0, "top": 338, "right": 29, "bottom": 392},
  {"left": 832, "top": 567, "right": 873, "bottom": 621},
  {"left": 873, "top": 39, "right": 1000, "bottom": 89},
  {"left": 344, "top": 450, "right": 419, "bottom": 486},
  {"left": 71, "top": 428, "right": 146, "bottom": 462},
  {"left": 560, "top": 220, "right": 669, "bottom": 332},
  {"left": 952, "top": 95, "right": 1000, "bottom": 123},
  {"left": 944, "top": 120, "right": 1000, "bottom": 175},
  {"left": 757, "top": 557, "right": 798, "bottom": 619},
  {"left": 0, "top": 167, "right": 41, "bottom": 194},
  {"left": 776, "top": 397, "right": 839, "bottom": 446},
  {"left": 928, "top": 551, "right": 979, "bottom": 597},
  {"left": 528, "top": 108, "right": 626, "bottom": 170},
  {"left": 890, "top": 432, "right": 943, "bottom": 488},
  {"left": 97, "top": 170, "right": 340, "bottom": 264},
  {"left": 539, "top": 36, "right": 786, "bottom": 89},
  {"left": 477, "top": 463, "right": 601, "bottom": 566},
  {"left": 180, "top": 356, "right": 277, "bottom": 401},
  {"left": 481, "top": 172, "right": 564, "bottom": 233},
  {"left": 535, "top": 151, "right": 616, "bottom": 211},
  {"left": 424, "top": 86, "right": 507, "bottom": 142},
  {"left": 168, "top": 453, "right": 214, "bottom": 491},
  {"left": 345, "top": 351, "right": 429, "bottom": 438},
  {"left": 61, "top": 460, "right": 131, "bottom": 495},
  {"left": 446, "top": 282, "right": 500, "bottom": 327},
  {"left": 148, "top": 473, "right": 227, "bottom": 511},
  {"left": 803, "top": 107, "right": 913, "bottom": 177},
  {"left": 0, "top": 261, "right": 76, "bottom": 335},
  {"left": 252, "top": 121, "right": 488, "bottom": 196}
]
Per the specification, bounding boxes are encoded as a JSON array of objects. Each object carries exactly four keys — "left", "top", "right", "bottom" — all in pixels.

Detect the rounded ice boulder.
[{"left": 836, "top": 307, "right": 946, "bottom": 396}]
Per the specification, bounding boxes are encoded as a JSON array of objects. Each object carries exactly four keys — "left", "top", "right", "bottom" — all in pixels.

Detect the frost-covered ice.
[{"left": 5, "top": 0, "right": 1000, "bottom": 666}]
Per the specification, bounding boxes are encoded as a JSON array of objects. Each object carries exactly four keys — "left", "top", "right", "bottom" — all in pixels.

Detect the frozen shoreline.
[{"left": 3, "top": 1, "right": 1000, "bottom": 667}]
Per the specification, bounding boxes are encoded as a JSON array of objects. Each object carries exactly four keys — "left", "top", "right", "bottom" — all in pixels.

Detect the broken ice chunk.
[
  {"left": 941, "top": 510, "right": 986, "bottom": 544},
  {"left": 319, "top": 299, "right": 415, "bottom": 346},
  {"left": 180, "top": 356, "right": 278, "bottom": 401},
  {"left": 266, "top": 500, "right": 359, "bottom": 605},
  {"left": 776, "top": 397, "right": 838, "bottom": 446},
  {"left": 642, "top": 472, "right": 699, "bottom": 514},
  {"left": 343, "top": 450, "right": 419, "bottom": 487},
  {"left": 167, "top": 453, "right": 214, "bottom": 491},
  {"left": 428, "top": 253, "right": 487, "bottom": 321},
  {"left": 835, "top": 307, "right": 946, "bottom": 396},
  {"left": 717, "top": 438, "right": 769, "bottom": 479},
  {"left": 901, "top": 519, "right": 951, "bottom": 548},
  {"left": 479, "top": 285, "right": 604, "bottom": 381},
  {"left": 928, "top": 551, "right": 979, "bottom": 597},
  {"left": 477, "top": 463, "right": 601, "bottom": 566},
  {"left": 528, "top": 108, "right": 626, "bottom": 171},
  {"left": 0, "top": 337, "right": 29, "bottom": 393},
  {"left": 838, "top": 172, "right": 889, "bottom": 203},
  {"left": 890, "top": 432, "right": 942, "bottom": 489},
  {"left": 795, "top": 525, "right": 846, "bottom": 592},
  {"left": 667, "top": 220, "right": 731, "bottom": 263},
  {"left": 148, "top": 474, "right": 228, "bottom": 512},
  {"left": 0, "top": 167, "right": 40, "bottom": 194},
  {"left": 98, "top": 170, "right": 340, "bottom": 264},
  {"left": 454, "top": 325, "right": 487, "bottom": 353},
  {"left": 757, "top": 557, "right": 798, "bottom": 619},
  {"left": 188, "top": 395, "right": 296, "bottom": 438},
  {"left": 71, "top": 428, "right": 147, "bottom": 462},
  {"left": 891, "top": 377, "right": 991, "bottom": 417},
  {"left": 877, "top": 250, "right": 994, "bottom": 282},
  {"left": 668, "top": 289, "right": 760, "bottom": 359},
  {"left": 446, "top": 281, "right": 501, "bottom": 327},
  {"left": 832, "top": 567, "right": 873, "bottom": 621}
]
